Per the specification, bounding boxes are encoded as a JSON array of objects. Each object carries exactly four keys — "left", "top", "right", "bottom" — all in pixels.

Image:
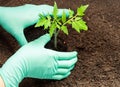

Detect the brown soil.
[{"left": 0, "top": 0, "right": 120, "bottom": 87}]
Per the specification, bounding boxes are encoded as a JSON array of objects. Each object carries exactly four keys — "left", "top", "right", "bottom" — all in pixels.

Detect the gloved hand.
[
  {"left": 0, "top": 34, "right": 78, "bottom": 87},
  {"left": 0, "top": 4, "right": 69, "bottom": 46}
]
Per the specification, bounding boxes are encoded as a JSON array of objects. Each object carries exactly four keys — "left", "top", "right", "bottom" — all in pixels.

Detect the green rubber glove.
[
  {"left": 0, "top": 4, "right": 69, "bottom": 46},
  {"left": 0, "top": 34, "right": 78, "bottom": 87}
]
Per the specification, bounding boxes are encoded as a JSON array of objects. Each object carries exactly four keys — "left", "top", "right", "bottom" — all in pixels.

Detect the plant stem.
[
  {"left": 63, "top": 14, "right": 78, "bottom": 26},
  {"left": 53, "top": 14, "right": 78, "bottom": 49},
  {"left": 54, "top": 29, "right": 57, "bottom": 49},
  {"left": 54, "top": 29, "right": 60, "bottom": 49}
]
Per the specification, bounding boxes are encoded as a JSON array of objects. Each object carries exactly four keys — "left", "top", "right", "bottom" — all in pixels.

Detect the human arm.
[
  {"left": 0, "top": 34, "right": 78, "bottom": 87},
  {"left": 0, "top": 4, "right": 69, "bottom": 46},
  {"left": 0, "top": 76, "right": 5, "bottom": 87}
]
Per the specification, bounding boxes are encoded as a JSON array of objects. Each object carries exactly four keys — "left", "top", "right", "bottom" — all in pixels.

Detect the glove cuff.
[
  {"left": 0, "top": 53, "right": 26, "bottom": 87},
  {"left": 0, "top": 68, "right": 17, "bottom": 87}
]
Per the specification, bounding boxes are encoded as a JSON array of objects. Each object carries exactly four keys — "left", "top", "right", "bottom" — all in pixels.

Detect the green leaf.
[
  {"left": 35, "top": 17, "right": 46, "bottom": 27},
  {"left": 67, "top": 21, "right": 72, "bottom": 24},
  {"left": 77, "top": 20, "right": 88, "bottom": 30},
  {"left": 69, "top": 9, "right": 74, "bottom": 18},
  {"left": 39, "top": 14, "right": 44, "bottom": 18},
  {"left": 75, "top": 17, "right": 81, "bottom": 21},
  {"left": 77, "top": 5, "right": 89, "bottom": 16},
  {"left": 61, "top": 26, "right": 68, "bottom": 35},
  {"left": 56, "top": 23, "right": 61, "bottom": 29},
  {"left": 44, "top": 15, "right": 51, "bottom": 29},
  {"left": 47, "top": 15, "right": 51, "bottom": 20},
  {"left": 56, "top": 18, "right": 62, "bottom": 25},
  {"left": 49, "top": 23, "right": 56, "bottom": 37},
  {"left": 44, "top": 20, "right": 51, "bottom": 29},
  {"left": 62, "top": 11, "right": 66, "bottom": 23},
  {"left": 72, "top": 21, "right": 80, "bottom": 33},
  {"left": 53, "top": 2, "right": 58, "bottom": 19}
]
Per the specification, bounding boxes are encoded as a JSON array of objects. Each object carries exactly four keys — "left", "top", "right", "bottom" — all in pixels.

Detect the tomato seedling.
[{"left": 35, "top": 2, "right": 89, "bottom": 49}]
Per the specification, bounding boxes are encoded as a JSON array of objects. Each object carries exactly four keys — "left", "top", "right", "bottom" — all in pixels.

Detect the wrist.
[{"left": 0, "top": 76, "right": 5, "bottom": 87}]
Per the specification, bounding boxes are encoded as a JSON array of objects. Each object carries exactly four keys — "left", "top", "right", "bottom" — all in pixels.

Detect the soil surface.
[{"left": 0, "top": 0, "right": 120, "bottom": 87}]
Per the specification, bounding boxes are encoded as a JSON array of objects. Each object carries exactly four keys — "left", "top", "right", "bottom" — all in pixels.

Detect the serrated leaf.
[
  {"left": 61, "top": 26, "right": 68, "bottom": 35},
  {"left": 58, "top": 21, "right": 62, "bottom": 25},
  {"left": 47, "top": 15, "right": 51, "bottom": 20},
  {"left": 56, "top": 18, "right": 62, "bottom": 25},
  {"left": 67, "top": 21, "right": 72, "bottom": 24},
  {"left": 62, "top": 11, "right": 66, "bottom": 23},
  {"left": 72, "top": 21, "right": 80, "bottom": 33},
  {"left": 56, "top": 23, "right": 61, "bottom": 29},
  {"left": 76, "top": 20, "right": 88, "bottom": 31},
  {"left": 44, "top": 20, "right": 51, "bottom": 29},
  {"left": 35, "top": 17, "right": 46, "bottom": 27},
  {"left": 77, "top": 5, "right": 89, "bottom": 16},
  {"left": 69, "top": 9, "right": 74, "bottom": 18},
  {"left": 53, "top": 2, "right": 58, "bottom": 19},
  {"left": 39, "top": 14, "right": 44, "bottom": 18},
  {"left": 49, "top": 23, "right": 56, "bottom": 37},
  {"left": 75, "top": 17, "right": 82, "bottom": 21},
  {"left": 43, "top": 15, "right": 51, "bottom": 29}
]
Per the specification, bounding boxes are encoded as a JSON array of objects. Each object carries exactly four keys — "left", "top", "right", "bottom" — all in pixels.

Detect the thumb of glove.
[{"left": 30, "top": 33, "right": 51, "bottom": 47}]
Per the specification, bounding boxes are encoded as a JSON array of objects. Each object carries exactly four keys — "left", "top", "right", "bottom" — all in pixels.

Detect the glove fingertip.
[{"left": 71, "top": 51, "right": 78, "bottom": 57}]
